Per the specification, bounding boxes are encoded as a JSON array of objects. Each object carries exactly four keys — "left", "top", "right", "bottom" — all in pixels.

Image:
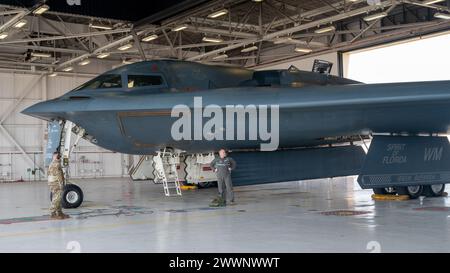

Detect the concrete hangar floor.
[{"left": 0, "top": 177, "right": 450, "bottom": 253}]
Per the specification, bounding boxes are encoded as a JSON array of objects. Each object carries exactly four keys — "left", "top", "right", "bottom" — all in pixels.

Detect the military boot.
[
  {"left": 55, "top": 212, "right": 70, "bottom": 220},
  {"left": 60, "top": 213, "right": 71, "bottom": 219},
  {"left": 209, "top": 197, "right": 226, "bottom": 207}
]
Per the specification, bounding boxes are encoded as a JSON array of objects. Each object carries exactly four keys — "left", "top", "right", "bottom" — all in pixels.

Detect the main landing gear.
[{"left": 372, "top": 184, "right": 446, "bottom": 199}]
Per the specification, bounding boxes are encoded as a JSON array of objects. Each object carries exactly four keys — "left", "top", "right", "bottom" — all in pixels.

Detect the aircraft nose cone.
[{"left": 21, "top": 99, "right": 62, "bottom": 120}]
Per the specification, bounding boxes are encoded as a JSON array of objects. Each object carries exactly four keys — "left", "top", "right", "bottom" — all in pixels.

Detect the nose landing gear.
[{"left": 56, "top": 120, "right": 86, "bottom": 209}]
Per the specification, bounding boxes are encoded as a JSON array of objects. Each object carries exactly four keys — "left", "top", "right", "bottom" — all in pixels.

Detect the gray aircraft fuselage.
[{"left": 23, "top": 60, "right": 450, "bottom": 155}]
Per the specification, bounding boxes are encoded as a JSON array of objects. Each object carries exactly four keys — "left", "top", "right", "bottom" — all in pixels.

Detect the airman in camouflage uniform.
[{"left": 48, "top": 152, "right": 70, "bottom": 220}]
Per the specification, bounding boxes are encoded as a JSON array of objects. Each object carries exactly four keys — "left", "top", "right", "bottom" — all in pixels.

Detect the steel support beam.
[
  {"left": 188, "top": 0, "right": 395, "bottom": 61},
  {"left": 189, "top": 17, "right": 260, "bottom": 32},
  {"left": 0, "top": 9, "right": 29, "bottom": 34},
  {"left": 189, "top": 26, "right": 258, "bottom": 39},
  {"left": 0, "top": 28, "right": 132, "bottom": 45},
  {"left": 0, "top": 73, "right": 46, "bottom": 172},
  {"left": 253, "top": 20, "right": 449, "bottom": 68},
  {"left": 132, "top": 29, "right": 148, "bottom": 61},
  {"left": 402, "top": 0, "right": 450, "bottom": 12},
  {"left": 350, "top": 3, "right": 399, "bottom": 43}
]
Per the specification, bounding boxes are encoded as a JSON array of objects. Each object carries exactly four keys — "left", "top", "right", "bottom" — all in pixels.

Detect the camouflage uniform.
[{"left": 48, "top": 158, "right": 65, "bottom": 216}]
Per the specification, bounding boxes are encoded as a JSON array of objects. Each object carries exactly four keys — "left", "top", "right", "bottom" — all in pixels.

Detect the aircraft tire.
[
  {"left": 423, "top": 184, "right": 446, "bottom": 197},
  {"left": 373, "top": 188, "right": 388, "bottom": 195},
  {"left": 197, "top": 182, "right": 217, "bottom": 189},
  {"left": 373, "top": 188, "right": 396, "bottom": 195},
  {"left": 395, "top": 186, "right": 423, "bottom": 199},
  {"left": 61, "top": 184, "right": 84, "bottom": 209}
]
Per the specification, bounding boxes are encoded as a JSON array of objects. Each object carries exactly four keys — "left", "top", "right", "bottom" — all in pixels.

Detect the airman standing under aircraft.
[
  {"left": 210, "top": 148, "right": 236, "bottom": 207},
  {"left": 48, "top": 152, "right": 70, "bottom": 220}
]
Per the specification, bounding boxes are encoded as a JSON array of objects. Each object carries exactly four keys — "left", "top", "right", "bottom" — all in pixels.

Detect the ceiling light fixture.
[
  {"left": 208, "top": 9, "right": 229, "bottom": 18},
  {"left": 202, "top": 36, "right": 223, "bottom": 43},
  {"left": 118, "top": 43, "right": 133, "bottom": 51},
  {"left": 142, "top": 34, "right": 158, "bottom": 42},
  {"left": 63, "top": 67, "right": 73, "bottom": 72},
  {"left": 97, "top": 52, "right": 110, "bottom": 59},
  {"left": 241, "top": 45, "right": 258, "bottom": 53},
  {"left": 122, "top": 59, "right": 137, "bottom": 65},
  {"left": 434, "top": 12, "right": 450, "bottom": 19},
  {"left": 33, "top": 4, "right": 49, "bottom": 15},
  {"left": 363, "top": 11, "right": 388, "bottom": 21},
  {"left": 423, "top": 0, "right": 445, "bottom": 4},
  {"left": 13, "top": 19, "right": 27, "bottom": 28},
  {"left": 0, "top": 33, "right": 8, "bottom": 40},
  {"left": 89, "top": 23, "right": 113, "bottom": 30},
  {"left": 294, "top": 47, "right": 312, "bottom": 53},
  {"left": 172, "top": 24, "right": 188, "bottom": 32},
  {"left": 31, "top": 52, "right": 52, "bottom": 58},
  {"left": 78, "top": 59, "right": 91, "bottom": 66},
  {"left": 314, "top": 26, "right": 336, "bottom": 34},
  {"left": 272, "top": 37, "right": 294, "bottom": 44},
  {"left": 212, "top": 54, "right": 228, "bottom": 60}
]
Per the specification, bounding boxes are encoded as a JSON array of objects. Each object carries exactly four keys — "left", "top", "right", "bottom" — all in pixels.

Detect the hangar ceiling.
[{"left": 0, "top": 0, "right": 448, "bottom": 74}]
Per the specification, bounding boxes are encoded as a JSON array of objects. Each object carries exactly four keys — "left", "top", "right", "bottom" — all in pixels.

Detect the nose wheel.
[
  {"left": 50, "top": 184, "right": 84, "bottom": 209},
  {"left": 62, "top": 184, "right": 84, "bottom": 208}
]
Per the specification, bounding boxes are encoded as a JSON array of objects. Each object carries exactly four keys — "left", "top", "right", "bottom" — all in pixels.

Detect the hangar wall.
[{"left": 0, "top": 71, "right": 128, "bottom": 181}]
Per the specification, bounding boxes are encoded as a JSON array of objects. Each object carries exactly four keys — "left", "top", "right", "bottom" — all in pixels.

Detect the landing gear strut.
[{"left": 58, "top": 120, "right": 85, "bottom": 209}]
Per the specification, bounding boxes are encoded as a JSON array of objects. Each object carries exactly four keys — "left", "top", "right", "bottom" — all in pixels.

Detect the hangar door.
[{"left": 342, "top": 31, "right": 450, "bottom": 84}]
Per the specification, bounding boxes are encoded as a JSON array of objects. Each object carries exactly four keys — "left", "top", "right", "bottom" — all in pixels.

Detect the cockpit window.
[
  {"left": 127, "top": 75, "right": 163, "bottom": 88},
  {"left": 74, "top": 74, "right": 122, "bottom": 91}
]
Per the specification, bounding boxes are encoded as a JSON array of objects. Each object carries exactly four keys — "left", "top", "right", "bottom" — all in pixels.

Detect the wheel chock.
[
  {"left": 180, "top": 185, "right": 197, "bottom": 191},
  {"left": 372, "top": 194, "right": 410, "bottom": 201}
]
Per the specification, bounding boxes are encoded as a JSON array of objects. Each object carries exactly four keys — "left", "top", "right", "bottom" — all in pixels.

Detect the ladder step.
[{"left": 154, "top": 152, "right": 182, "bottom": 197}]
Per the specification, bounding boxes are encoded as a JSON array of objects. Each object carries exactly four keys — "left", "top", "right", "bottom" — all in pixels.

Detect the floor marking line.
[{"left": 0, "top": 209, "right": 249, "bottom": 239}]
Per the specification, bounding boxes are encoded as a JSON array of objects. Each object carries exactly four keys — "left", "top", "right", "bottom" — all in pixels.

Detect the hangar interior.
[{"left": 0, "top": 0, "right": 449, "bottom": 253}]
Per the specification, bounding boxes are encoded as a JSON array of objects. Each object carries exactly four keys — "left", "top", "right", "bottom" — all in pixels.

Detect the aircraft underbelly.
[{"left": 74, "top": 96, "right": 450, "bottom": 155}]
